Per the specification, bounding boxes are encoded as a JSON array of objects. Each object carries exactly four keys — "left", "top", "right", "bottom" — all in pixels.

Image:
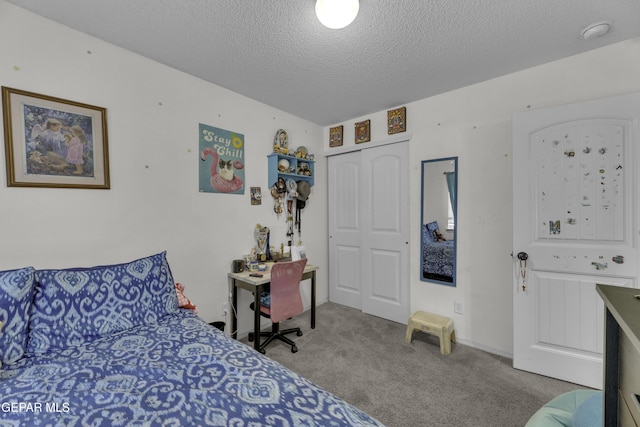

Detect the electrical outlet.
[
  {"left": 221, "top": 302, "right": 229, "bottom": 316},
  {"left": 454, "top": 301, "right": 464, "bottom": 314}
]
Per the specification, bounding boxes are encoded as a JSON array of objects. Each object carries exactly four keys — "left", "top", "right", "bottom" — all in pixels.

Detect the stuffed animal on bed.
[
  {"left": 434, "top": 230, "right": 447, "bottom": 242},
  {"left": 175, "top": 283, "right": 198, "bottom": 313}
]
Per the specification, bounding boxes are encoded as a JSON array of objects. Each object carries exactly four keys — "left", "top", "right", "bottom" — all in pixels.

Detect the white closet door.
[
  {"left": 328, "top": 141, "right": 410, "bottom": 324},
  {"left": 329, "top": 151, "right": 363, "bottom": 310},
  {"left": 360, "top": 143, "right": 410, "bottom": 324}
]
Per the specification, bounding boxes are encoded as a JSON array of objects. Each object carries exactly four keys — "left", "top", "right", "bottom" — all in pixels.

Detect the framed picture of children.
[{"left": 1, "top": 86, "right": 110, "bottom": 189}]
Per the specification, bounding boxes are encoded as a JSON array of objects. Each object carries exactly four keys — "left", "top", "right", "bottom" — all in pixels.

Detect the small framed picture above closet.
[
  {"left": 329, "top": 125, "right": 343, "bottom": 147},
  {"left": 387, "top": 106, "right": 406, "bottom": 134},
  {"left": 355, "top": 119, "right": 370, "bottom": 144}
]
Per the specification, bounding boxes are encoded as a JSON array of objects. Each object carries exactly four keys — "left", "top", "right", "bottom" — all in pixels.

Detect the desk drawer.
[
  {"left": 620, "top": 390, "right": 638, "bottom": 427},
  {"left": 620, "top": 332, "right": 640, "bottom": 425}
]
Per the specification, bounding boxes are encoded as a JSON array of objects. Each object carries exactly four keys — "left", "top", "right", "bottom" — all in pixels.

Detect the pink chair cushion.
[{"left": 265, "top": 259, "right": 307, "bottom": 323}]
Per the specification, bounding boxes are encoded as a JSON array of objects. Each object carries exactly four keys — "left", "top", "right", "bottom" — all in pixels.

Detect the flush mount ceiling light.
[
  {"left": 315, "top": 0, "right": 359, "bottom": 29},
  {"left": 581, "top": 20, "right": 612, "bottom": 40}
]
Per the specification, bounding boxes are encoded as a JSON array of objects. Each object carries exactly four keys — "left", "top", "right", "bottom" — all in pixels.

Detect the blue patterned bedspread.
[
  {"left": 422, "top": 240, "right": 455, "bottom": 281},
  {"left": 0, "top": 310, "right": 383, "bottom": 427}
]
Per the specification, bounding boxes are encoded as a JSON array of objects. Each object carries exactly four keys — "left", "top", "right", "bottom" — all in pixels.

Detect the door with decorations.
[{"left": 512, "top": 92, "right": 640, "bottom": 388}]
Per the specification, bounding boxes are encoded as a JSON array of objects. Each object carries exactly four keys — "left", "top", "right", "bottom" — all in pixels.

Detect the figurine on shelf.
[
  {"left": 273, "top": 129, "right": 289, "bottom": 155},
  {"left": 294, "top": 146, "right": 308, "bottom": 159},
  {"left": 297, "top": 163, "right": 312, "bottom": 176},
  {"left": 278, "top": 158, "right": 289, "bottom": 172}
]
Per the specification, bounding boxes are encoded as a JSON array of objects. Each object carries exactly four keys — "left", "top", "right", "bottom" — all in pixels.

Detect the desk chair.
[{"left": 248, "top": 259, "right": 307, "bottom": 354}]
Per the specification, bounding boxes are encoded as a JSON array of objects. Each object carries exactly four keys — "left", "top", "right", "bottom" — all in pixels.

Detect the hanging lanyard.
[
  {"left": 519, "top": 259, "right": 527, "bottom": 291},
  {"left": 517, "top": 252, "right": 529, "bottom": 292}
]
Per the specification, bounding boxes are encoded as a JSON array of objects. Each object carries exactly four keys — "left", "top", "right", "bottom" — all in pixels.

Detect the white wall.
[
  {"left": 6, "top": 1, "right": 640, "bottom": 357},
  {"left": 0, "top": 2, "right": 327, "bottom": 335},
  {"left": 325, "top": 37, "right": 640, "bottom": 356}
]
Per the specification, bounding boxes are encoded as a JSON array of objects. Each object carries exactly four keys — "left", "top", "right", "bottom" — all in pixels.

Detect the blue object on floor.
[
  {"left": 572, "top": 391, "right": 603, "bottom": 427},
  {"left": 525, "top": 390, "right": 602, "bottom": 427}
]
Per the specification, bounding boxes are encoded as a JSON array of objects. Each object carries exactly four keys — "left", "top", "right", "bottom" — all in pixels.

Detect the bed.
[
  {"left": 422, "top": 222, "right": 454, "bottom": 283},
  {"left": 0, "top": 252, "right": 384, "bottom": 426}
]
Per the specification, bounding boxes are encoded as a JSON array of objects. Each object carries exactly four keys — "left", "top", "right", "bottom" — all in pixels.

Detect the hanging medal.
[
  {"left": 271, "top": 187, "right": 282, "bottom": 217},
  {"left": 286, "top": 179, "right": 297, "bottom": 241},
  {"left": 272, "top": 178, "right": 287, "bottom": 218},
  {"left": 295, "top": 201, "right": 302, "bottom": 245}
]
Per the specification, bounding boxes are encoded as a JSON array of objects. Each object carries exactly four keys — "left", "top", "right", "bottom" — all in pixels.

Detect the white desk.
[{"left": 228, "top": 263, "right": 318, "bottom": 351}]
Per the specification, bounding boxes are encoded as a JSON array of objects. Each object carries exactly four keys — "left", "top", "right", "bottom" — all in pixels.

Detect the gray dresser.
[{"left": 597, "top": 284, "right": 640, "bottom": 426}]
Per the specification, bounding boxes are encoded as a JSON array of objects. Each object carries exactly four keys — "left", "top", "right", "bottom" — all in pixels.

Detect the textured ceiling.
[{"left": 6, "top": 0, "right": 640, "bottom": 126}]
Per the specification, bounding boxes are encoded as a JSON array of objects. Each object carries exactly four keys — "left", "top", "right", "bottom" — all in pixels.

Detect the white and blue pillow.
[
  {"left": 0, "top": 266, "right": 36, "bottom": 365},
  {"left": 27, "top": 252, "right": 178, "bottom": 355},
  {"left": 424, "top": 221, "right": 439, "bottom": 243}
]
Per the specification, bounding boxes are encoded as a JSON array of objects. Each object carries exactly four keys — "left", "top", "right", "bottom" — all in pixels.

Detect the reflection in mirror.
[{"left": 421, "top": 157, "right": 457, "bottom": 286}]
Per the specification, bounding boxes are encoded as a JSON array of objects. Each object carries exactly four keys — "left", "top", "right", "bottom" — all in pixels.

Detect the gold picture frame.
[
  {"left": 2, "top": 86, "right": 110, "bottom": 189},
  {"left": 355, "top": 119, "right": 370, "bottom": 144},
  {"left": 387, "top": 106, "right": 406, "bottom": 135},
  {"left": 329, "top": 125, "right": 343, "bottom": 147}
]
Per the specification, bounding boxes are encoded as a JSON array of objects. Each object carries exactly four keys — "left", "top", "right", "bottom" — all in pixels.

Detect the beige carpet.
[{"left": 241, "top": 302, "right": 582, "bottom": 427}]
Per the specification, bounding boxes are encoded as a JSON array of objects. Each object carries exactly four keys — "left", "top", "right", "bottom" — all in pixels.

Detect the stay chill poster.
[{"left": 199, "top": 123, "right": 245, "bottom": 195}]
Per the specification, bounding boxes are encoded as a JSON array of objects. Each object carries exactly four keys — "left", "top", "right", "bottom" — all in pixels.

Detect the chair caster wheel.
[
  {"left": 296, "top": 330, "right": 303, "bottom": 337},
  {"left": 248, "top": 333, "right": 254, "bottom": 342},
  {"left": 291, "top": 346, "right": 298, "bottom": 353}
]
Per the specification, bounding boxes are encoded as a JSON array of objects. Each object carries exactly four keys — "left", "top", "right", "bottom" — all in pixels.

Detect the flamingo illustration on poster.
[{"left": 199, "top": 123, "right": 244, "bottom": 194}]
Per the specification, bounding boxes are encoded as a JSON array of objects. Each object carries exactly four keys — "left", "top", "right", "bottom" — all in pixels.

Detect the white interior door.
[
  {"left": 360, "top": 143, "right": 410, "bottom": 324},
  {"left": 512, "top": 92, "right": 640, "bottom": 388},
  {"left": 328, "top": 141, "right": 410, "bottom": 324},
  {"left": 328, "top": 151, "right": 363, "bottom": 310}
]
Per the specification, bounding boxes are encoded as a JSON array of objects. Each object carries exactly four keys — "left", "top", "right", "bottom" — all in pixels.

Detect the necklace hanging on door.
[{"left": 517, "top": 252, "right": 528, "bottom": 292}]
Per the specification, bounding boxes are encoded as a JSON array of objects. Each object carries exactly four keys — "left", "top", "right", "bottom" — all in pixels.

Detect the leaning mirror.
[{"left": 421, "top": 157, "right": 457, "bottom": 286}]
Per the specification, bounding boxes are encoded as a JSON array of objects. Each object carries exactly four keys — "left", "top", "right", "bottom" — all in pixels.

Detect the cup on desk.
[{"left": 232, "top": 259, "right": 244, "bottom": 273}]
